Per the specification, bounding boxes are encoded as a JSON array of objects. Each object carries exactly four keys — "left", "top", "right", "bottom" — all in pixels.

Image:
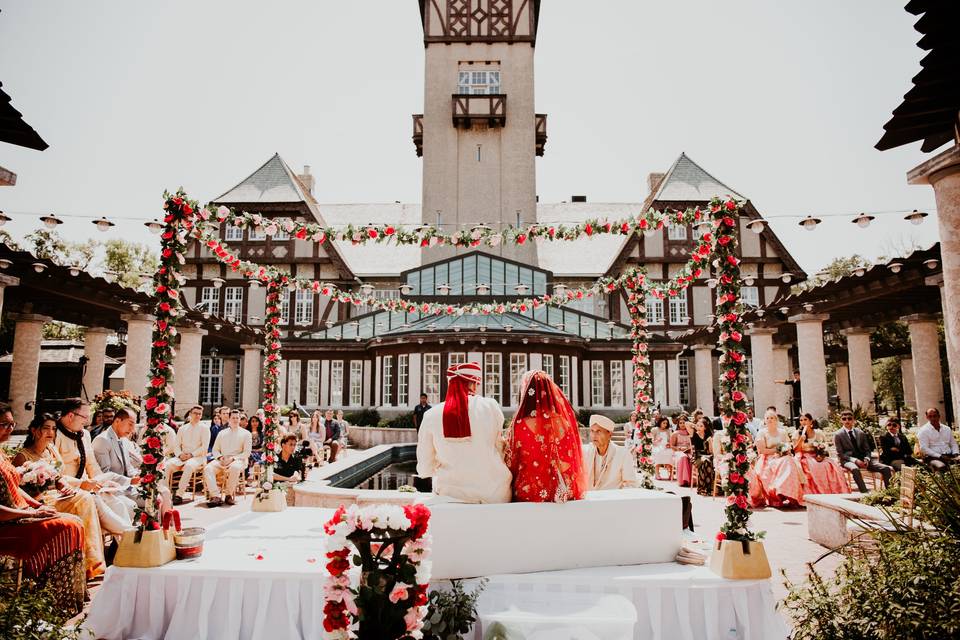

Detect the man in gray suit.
[
  {"left": 92, "top": 408, "right": 142, "bottom": 502},
  {"left": 833, "top": 409, "right": 892, "bottom": 492}
]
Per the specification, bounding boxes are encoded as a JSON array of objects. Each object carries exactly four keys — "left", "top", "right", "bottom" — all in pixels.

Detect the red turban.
[{"left": 442, "top": 362, "right": 481, "bottom": 439}]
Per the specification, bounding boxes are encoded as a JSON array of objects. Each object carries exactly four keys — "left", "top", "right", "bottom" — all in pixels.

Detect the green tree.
[
  {"left": 0, "top": 230, "right": 20, "bottom": 251},
  {"left": 792, "top": 254, "right": 871, "bottom": 293},
  {"left": 25, "top": 228, "right": 67, "bottom": 263},
  {"left": 42, "top": 321, "right": 84, "bottom": 341},
  {"left": 102, "top": 238, "right": 158, "bottom": 289}
]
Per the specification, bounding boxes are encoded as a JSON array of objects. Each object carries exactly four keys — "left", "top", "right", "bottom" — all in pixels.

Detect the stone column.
[
  {"left": 835, "top": 363, "right": 851, "bottom": 409},
  {"left": 692, "top": 344, "right": 714, "bottom": 413},
  {"left": 9, "top": 313, "right": 51, "bottom": 428},
  {"left": 841, "top": 327, "right": 875, "bottom": 414},
  {"left": 929, "top": 275, "right": 960, "bottom": 423},
  {"left": 789, "top": 313, "right": 830, "bottom": 421},
  {"left": 0, "top": 274, "right": 20, "bottom": 320},
  {"left": 82, "top": 327, "right": 112, "bottom": 401},
  {"left": 747, "top": 328, "right": 777, "bottom": 413},
  {"left": 121, "top": 313, "right": 155, "bottom": 399},
  {"left": 900, "top": 357, "right": 917, "bottom": 409},
  {"left": 903, "top": 313, "right": 945, "bottom": 417},
  {"left": 173, "top": 327, "right": 207, "bottom": 412},
  {"left": 909, "top": 148, "right": 960, "bottom": 422},
  {"left": 772, "top": 345, "right": 792, "bottom": 417}
]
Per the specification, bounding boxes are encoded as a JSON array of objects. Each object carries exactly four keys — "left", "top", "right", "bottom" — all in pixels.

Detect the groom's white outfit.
[{"left": 416, "top": 362, "right": 512, "bottom": 503}]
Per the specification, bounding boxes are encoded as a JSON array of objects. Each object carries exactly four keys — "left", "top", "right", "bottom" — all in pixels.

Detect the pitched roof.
[
  {"left": 215, "top": 153, "right": 316, "bottom": 204},
  {"left": 652, "top": 153, "right": 743, "bottom": 202},
  {"left": 0, "top": 81, "right": 48, "bottom": 151}
]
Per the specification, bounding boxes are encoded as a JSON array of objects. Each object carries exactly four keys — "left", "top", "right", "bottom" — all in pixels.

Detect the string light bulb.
[
  {"left": 92, "top": 216, "right": 115, "bottom": 232},
  {"left": 851, "top": 213, "right": 874, "bottom": 228},
  {"left": 888, "top": 262, "right": 903, "bottom": 274},
  {"left": 746, "top": 219, "right": 765, "bottom": 234},
  {"left": 799, "top": 215, "right": 822, "bottom": 231},
  {"left": 923, "top": 258, "right": 939, "bottom": 270},
  {"left": 40, "top": 215, "right": 63, "bottom": 229},
  {"left": 904, "top": 210, "right": 928, "bottom": 225},
  {"left": 0, "top": 212, "right": 10, "bottom": 226}
]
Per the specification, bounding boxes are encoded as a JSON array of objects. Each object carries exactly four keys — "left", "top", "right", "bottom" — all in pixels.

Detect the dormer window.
[{"left": 457, "top": 68, "right": 500, "bottom": 95}]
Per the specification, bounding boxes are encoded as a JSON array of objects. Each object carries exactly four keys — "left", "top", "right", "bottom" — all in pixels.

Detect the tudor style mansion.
[{"left": 180, "top": 1, "right": 805, "bottom": 417}]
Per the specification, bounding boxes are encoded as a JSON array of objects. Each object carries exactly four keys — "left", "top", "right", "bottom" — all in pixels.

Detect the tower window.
[{"left": 458, "top": 69, "right": 501, "bottom": 95}]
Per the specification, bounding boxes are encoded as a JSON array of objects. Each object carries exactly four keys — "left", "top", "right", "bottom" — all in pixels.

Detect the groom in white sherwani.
[{"left": 416, "top": 361, "right": 512, "bottom": 503}]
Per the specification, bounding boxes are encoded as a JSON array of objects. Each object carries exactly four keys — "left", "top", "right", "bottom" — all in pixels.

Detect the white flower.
[{"left": 262, "top": 481, "right": 273, "bottom": 491}]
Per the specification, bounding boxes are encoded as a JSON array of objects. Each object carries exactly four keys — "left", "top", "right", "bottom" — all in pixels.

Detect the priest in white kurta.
[
  {"left": 584, "top": 415, "right": 639, "bottom": 490},
  {"left": 416, "top": 362, "right": 512, "bottom": 504}
]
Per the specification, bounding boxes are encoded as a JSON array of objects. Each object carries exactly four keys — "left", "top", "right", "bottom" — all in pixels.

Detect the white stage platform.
[{"left": 84, "top": 507, "right": 789, "bottom": 640}]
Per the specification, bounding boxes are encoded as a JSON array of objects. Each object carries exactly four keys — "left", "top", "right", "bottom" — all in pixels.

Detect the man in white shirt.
[
  {"left": 416, "top": 362, "right": 512, "bottom": 503},
  {"left": 166, "top": 405, "right": 210, "bottom": 505},
  {"left": 584, "top": 415, "right": 639, "bottom": 490},
  {"left": 204, "top": 409, "right": 252, "bottom": 506},
  {"left": 917, "top": 407, "right": 959, "bottom": 473}
]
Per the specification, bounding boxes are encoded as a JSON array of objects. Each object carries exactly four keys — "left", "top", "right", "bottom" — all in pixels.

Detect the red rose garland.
[
  {"left": 137, "top": 189, "right": 194, "bottom": 531},
  {"left": 624, "top": 269, "right": 656, "bottom": 488},
  {"left": 257, "top": 276, "right": 283, "bottom": 497}
]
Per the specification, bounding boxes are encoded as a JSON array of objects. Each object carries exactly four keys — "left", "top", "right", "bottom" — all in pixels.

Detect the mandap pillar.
[
  {"left": 900, "top": 357, "right": 917, "bottom": 409},
  {"left": 746, "top": 327, "right": 777, "bottom": 413},
  {"left": 9, "top": 313, "right": 51, "bottom": 428},
  {"left": 772, "top": 345, "right": 792, "bottom": 417},
  {"left": 909, "top": 148, "right": 960, "bottom": 423},
  {"left": 0, "top": 274, "right": 20, "bottom": 320},
  {"left": 835, "top": 363, "right": 851, "bottom": 409},
  {"left": 241, "top": 344, "right": 264, "bottom": 414},
  {"left": 173, "top": 327, "right": 207, "bottom": 412},
  {"left": 692, "top": 344, "right": 714, "bottom": 413},
  {"left": 121, "top": 313, "right": 156, "bottom": 400},
  {"left": 789, "top": 313, "right": 830, "bottom": 421},
  {"left": 82, "top": 327, "right": 113, "bottom": 401},
  {"left": 841, "top": 327, "right": 876, "bottom": 414},
  {"left": 903, "top": 313, "right": 946, "bottom": 417}
]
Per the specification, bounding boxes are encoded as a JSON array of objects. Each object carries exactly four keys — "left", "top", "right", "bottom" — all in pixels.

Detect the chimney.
[
  {"left": 571, "top": 195, "right": 587, "bottom": 203},
  {"left": 298, "top": 165, "right": 315, "bottom": 195},
  {"left": 648, "top": 172, "right": 666, "bottom": 195}
]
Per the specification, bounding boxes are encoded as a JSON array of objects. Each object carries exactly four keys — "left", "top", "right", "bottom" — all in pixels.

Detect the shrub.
[
  {"left": 422, "top": 579, "right": 487, "bottom": 640},
  {"left": 0, "top": 575, "right": 85, "bottom": 640},
  {"left": 379, "top": 413, "right": 416, "bottom": 429},
  {"left": 344, "top": 408, "right": 380, "bottom": 427},
  {"left": 781, "top": 467, "right": 960, "bottom": 639}
]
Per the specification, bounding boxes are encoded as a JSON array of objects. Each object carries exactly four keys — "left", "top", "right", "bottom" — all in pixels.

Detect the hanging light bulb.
[
  {"left": 40, "top": 215, "right": 63, "bottom": 229},
  {"left": 780, "top": 273, "right": 793, "bottom": 284},
  {"left": 904, "top": 210, "right": 928, "bottom": 225},
  {"left": 144, "top": 219, "right": 164, "bottom": 234},
  {"left": 888, "top": 262, "right": 904, "bottom": 274},
  {"left": 92, "top": 216, "right": 115, "bottom": 232},
  {"left": 0, "top": 211, "right": 10, "bottom": 226},
  {"left": 211, "top": 277, "right": 226, "bottom": 289},
  {"left": 514, "top": 283, "right": 530, "bottom": 295},
  {"left": 399, "top": 283, "right": 413, "bottom": 295},
  {"left": 32, "top": 262, "right": 47, "bottom": 273},
  {"left": 851, "top": 213, "right": 874, "bottom": 228},
  {"left": 248, "top": 277, "right": 260, "bottom": 288},
  {"left": 798, "top": 215, "right": 822, "bottom": 231},
  {"left": 706, "top": 278, "right": 718, "bottom": 289},
  {"left": 359, "top": 283, "right": 374, "bottom": 296},
  {"left": 0, "top": 259, "right": 11, "bottom": 270},
  {"left": 803, "top": 302, "right": 814, "bottom": 312},
  {"left": 68, "top": 265, "right": 81, "bottom": 277},
  {"left": 694, "top": 221, "right": 712, "bottom": 235},
  {"left": 214, "top": 323, "right": 223, "bottom": 331},
  {"left": 779, "top": 306, "right": 790, "bottom": 315},
  {"left": 552, "top": 283, "right": 568, "bottom": 297},
  {"left": 746, "top": 219, "right": 765, "bottom": 234},
  {"left": 743, "top": 275, "right": 755, "bottom": 286},
  {"left": 756, "top": 309, "right": 765, "bottom": 317},
  {"left": 476, "top": 283, "right": 490, "bottom": 295},
  {"left": 853, "top": 266, "right": 866, "bottom": 277},
  {"left": 923, "top": 258, "right": 939, "bottom": 270},
  {"left": 436, "top": 283, "right": 451, "bottom": 295}
]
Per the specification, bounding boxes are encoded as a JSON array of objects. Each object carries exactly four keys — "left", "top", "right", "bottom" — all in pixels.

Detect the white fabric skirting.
[{"left": 84, "top": 508, "right": 789, "bottom": 640}]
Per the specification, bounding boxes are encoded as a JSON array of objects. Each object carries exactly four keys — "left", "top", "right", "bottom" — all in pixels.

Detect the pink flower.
[{"left": 388, "top": 583, "right": 410, "bottom": 603}]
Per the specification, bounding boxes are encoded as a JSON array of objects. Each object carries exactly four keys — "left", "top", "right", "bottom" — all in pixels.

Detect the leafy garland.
[
  {"left": 323, "top": 503, "right": 432, "bottom": 640},
  {"left": 623, "top": 269, "right": 656, "bottom": 488},
  {"left": 136, "top": 189, "right": 194, "bottom": 532},
  {"left": 255, "top": 276, "right": 284, "bottom": 501}
]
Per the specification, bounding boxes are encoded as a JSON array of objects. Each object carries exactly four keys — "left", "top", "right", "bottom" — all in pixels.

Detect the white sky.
[{"left": 0, "top": 0, "right": 942, "bottom": 274}]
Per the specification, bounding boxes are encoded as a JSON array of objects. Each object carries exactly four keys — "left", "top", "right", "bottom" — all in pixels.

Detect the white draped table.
[{"left": 84, "top": 507, "right": 789, "bottom": 640}]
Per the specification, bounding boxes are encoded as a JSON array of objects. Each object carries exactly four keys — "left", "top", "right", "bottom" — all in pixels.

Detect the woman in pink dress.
[
  {"left": 669, "top": 414, "right": 694, "bottom": 487},
  {"left": 748, "top": 408, "right": 806, "bottom": 507},
  {"left": 505, "top": 370, "right": 586, "bottom": 503},
  {"left": 794, "top": 413, "right": 848, "bottom": 494}
]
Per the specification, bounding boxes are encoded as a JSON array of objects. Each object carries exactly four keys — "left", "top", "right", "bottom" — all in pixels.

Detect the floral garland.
[
  {"left": 137, "top": 189, "right": 194, "bottom": 532},
  {"left": 709, "top": 200, "right": 757, "bottom": 544},
  {"left": 323, "top": 503, "right": 432, "bottom": 640},
  {"left": 203, "top": 201, "right": 734, "bottom": 252},
  {"left": 255, "top": 275, "right": 284, "bottom": 501},
  {"left": 623, "top": 269, "right": 655, "bottom": 488},
  {"left": 90, "top": 389, "right": 139, "bottom": 414}
]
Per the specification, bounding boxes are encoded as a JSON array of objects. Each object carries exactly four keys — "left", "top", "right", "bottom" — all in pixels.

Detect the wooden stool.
[{"left": 169, "top": 466, "right": 204, "bottom": 499}]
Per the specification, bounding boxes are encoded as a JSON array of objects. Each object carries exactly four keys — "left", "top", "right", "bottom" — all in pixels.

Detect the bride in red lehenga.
[{"left": 505, "top": 370, "right": 587, "bottom": 503}]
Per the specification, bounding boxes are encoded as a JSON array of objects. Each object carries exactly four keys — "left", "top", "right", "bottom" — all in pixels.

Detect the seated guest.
[
  {"left": 0, "top": 403, "right": 87, "bottom": 614},
  {"left": 208, "top": 406, "right": 226, "bottom": 455},
  {"left": 834, "top": 409, "right": 893, "bottom": 492},
  {"left": 54, "top": 398, "right": 136, "bottom": 533},
  {"left": 669, "top": 414, "right": 694, "bottom": 487},
  {"left": 13, "top": 414, "right": 106, "bottom": 579},
  {"left": 88, "top": 407, "right": 115, "bottom": 440},
  {"left": 691, "top": 416, "right": 715, "bottom": 495},
  {"left": 917, "top": 407, "right": 959, "bottom": 472},
  {"left": 92, "top": 408, "right": 144, "bottom": 503},
  {"left": 304, "top": 410, "right": 326, "bottom": 462},
  {"left": 273, "top": 434, "right": 306, "bottom": 483},
  {"left": 748, "top": 408, "right": 806, "bottom": 507},
  {"left": 879, "top": 417, "right": 917, "bottom": 471},
  {"left": 583, "top": 415, "right": 638, "bottom": 490},
  {"left": 324, "top": 408, "right": 342, "bottom": 462},
  {"left": 247, "top": 415, "right": 265, "bottom": 476},
  {"left": 793, "top": 413, "right": 847, "bottom": 494},
  {"left": 650, "top": 416, "right": 674, "bottom": 474},
  {"left": 286, "top": 411, "right": 305, "bottom": 440},
  {"left": 205, "top": 409, "right": 252, "bottom": 507},
  {"left": 744, "top": 405, "right": 762, "bottom": 440},
  {"left": 712, "top": 411, "right": 733, "bottom": 436},
  {"left": 165, "top": 405, "right": 210, "bottom": 505}
]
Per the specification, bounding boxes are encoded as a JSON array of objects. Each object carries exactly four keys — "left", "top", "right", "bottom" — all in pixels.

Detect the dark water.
[{"left": 354, "top": 460, "right": 418, "bottom": 490}]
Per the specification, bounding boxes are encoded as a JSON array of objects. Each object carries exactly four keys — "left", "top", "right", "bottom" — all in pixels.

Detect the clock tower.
[{"left": 414, "top": 0, "right": 546, "bottom": 263}]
